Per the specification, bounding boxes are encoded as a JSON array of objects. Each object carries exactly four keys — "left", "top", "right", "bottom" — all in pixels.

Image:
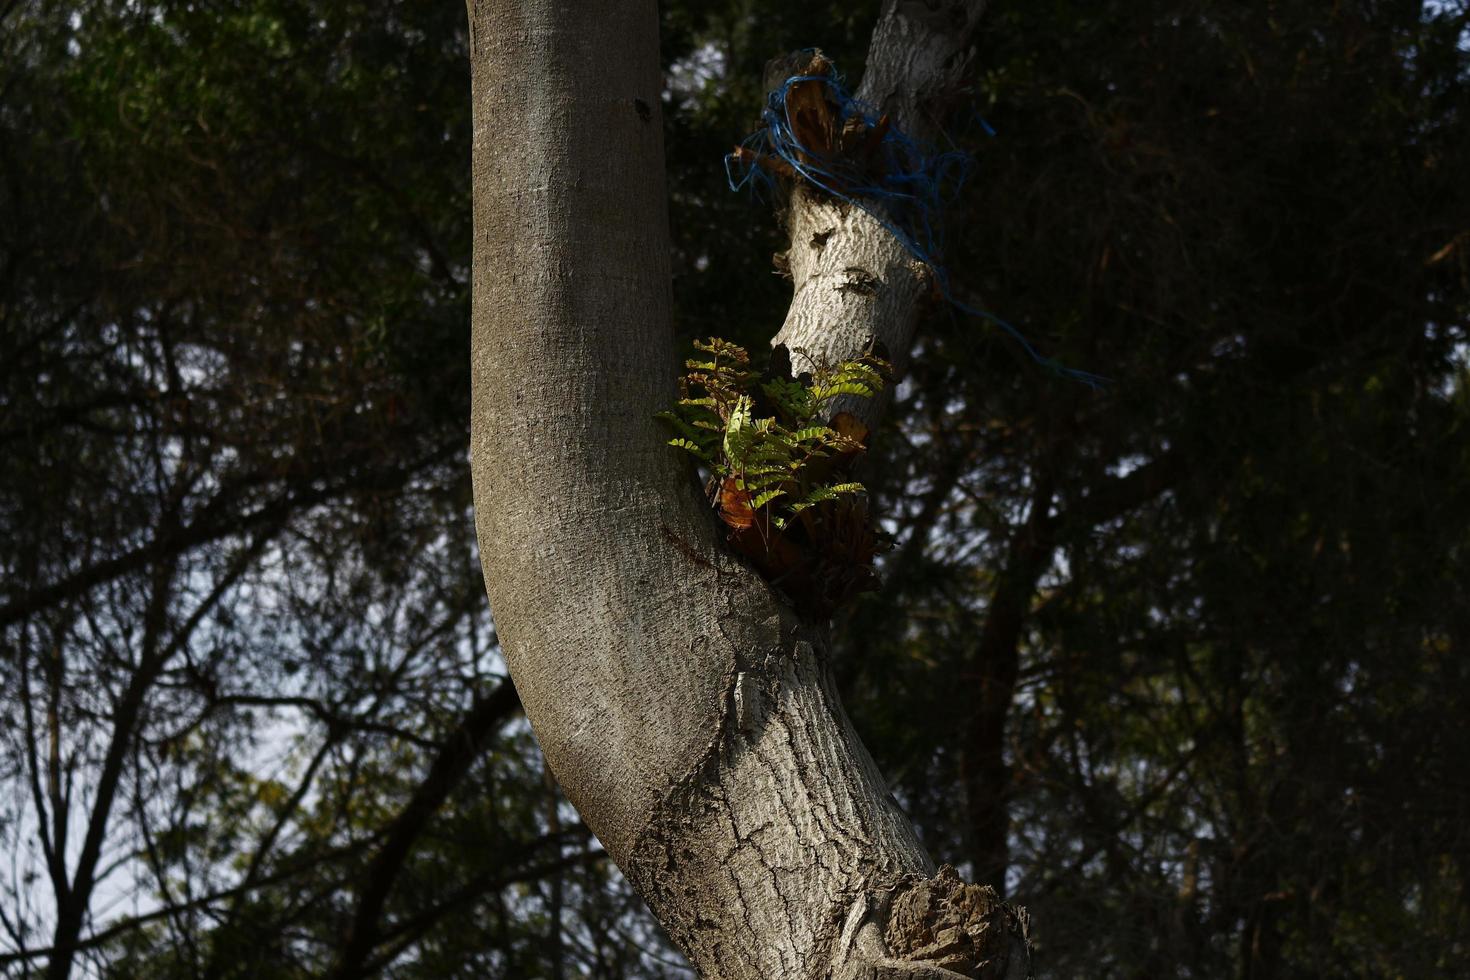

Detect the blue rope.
[{"left": 726, "top": 64, "right": 1106, "bottom": 388}]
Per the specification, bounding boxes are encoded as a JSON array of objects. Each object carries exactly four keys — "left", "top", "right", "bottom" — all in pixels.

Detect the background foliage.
[{"left": 2, "top": 0, "right": 1467, "bottom": 977}]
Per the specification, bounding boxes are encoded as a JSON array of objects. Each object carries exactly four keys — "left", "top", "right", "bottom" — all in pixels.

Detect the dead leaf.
[{"left": 717, "top": 475, "right": 755, "bottom": 530}]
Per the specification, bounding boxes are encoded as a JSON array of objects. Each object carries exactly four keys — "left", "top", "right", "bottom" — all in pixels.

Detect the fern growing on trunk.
[{"left": 658, "top": 337, "right": 890, "bottom": 616}]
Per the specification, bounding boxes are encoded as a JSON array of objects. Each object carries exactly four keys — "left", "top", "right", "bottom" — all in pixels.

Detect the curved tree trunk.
[{"left": 466, "top": 2, "right": 1030, "bottom": 977}]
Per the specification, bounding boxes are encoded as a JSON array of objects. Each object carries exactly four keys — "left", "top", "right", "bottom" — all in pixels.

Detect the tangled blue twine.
[{"left": 725, "top": 64, "right": 1106, "bottom": 388}]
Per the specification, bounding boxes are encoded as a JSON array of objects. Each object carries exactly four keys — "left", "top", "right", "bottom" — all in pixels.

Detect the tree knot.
[{"left": 882, "top": 866, "right": 1030, "bottom": 980}]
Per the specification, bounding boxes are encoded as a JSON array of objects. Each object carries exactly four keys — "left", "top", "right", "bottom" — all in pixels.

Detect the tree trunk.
[{"left": 466, "top": 2, "right": 1030, "bottom": 977}]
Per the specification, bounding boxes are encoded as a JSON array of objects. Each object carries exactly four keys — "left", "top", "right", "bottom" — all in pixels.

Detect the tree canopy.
[{"left": 2, "top": 0, "right": 1467, "bottom": 976}]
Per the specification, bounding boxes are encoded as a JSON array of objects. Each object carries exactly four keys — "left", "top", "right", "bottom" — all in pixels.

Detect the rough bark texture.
[
  {"left": 774, "top": 0, "right": 986, "bottom": 406},
  {"left": 466, "top": 1, "right": 1028, "bottom": 977},
  {"left": 773, "top": 187, "right": 929, "bottom": 430}
]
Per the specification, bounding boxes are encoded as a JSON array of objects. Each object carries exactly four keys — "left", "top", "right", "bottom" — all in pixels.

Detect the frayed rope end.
[{"left": 726, "top": 51, "right": 1106, "bottom": 389}]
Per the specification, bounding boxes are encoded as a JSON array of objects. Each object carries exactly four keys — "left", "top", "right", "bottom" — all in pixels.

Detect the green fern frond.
[
  {"left": 692, "top": 336, "right": 750, "bottom": 360},
  {"left": 810, "top": 381, "right": 877, "bottom": 402},
  {"left": 658, "top": 338, "right": 887, "bottom": 610},
  {"left": 789, "top": 426, "right": 838, "bottom": 444},
  {"left": 726, "top": 394, "right": 752, "bottom": 431},
  {"left": 790, "top": 481, "right": 867, "bottom": 514},
  {"left": 761, "top": 378, "right": 812, "bottom": 422},
  {"left": 823, "top": 481, "right": 866, "bottom": 496},
  {"left": 739, "top": 462, "right": 790, "bottom": 477},
  {"left": 752, "top": 488, "right": 786, "bottom": 510},
  {"left": 668, "top": 438, "right": 713, "bottom": 463}
]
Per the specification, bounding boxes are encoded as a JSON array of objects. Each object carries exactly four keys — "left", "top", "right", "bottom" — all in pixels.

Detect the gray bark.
[
  {"left": 775, "top": 0, "right": 986, "bottom": 406},
  {"left": 466, "top": 1, "right": 1028, "bottom": 977}
]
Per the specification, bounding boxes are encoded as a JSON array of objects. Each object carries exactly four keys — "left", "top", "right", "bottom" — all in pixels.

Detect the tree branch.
[
  {"left": 0, "top": 840, "right": 374, "bottom": 968},
  {"left": 0, "top": 442, "right": 458, "bottom": 629},
  {"left": 357, "top": 836, "right": 600, "bottom": 978},
  {"left": 466, "top": 2, "right": 1029, "bottom": 976},
  {"left": 45, "top": 521, "right": 274, "bottom": 980},
  {"left": 330, "top": 681, "right": 522, "bottom": 979}
]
